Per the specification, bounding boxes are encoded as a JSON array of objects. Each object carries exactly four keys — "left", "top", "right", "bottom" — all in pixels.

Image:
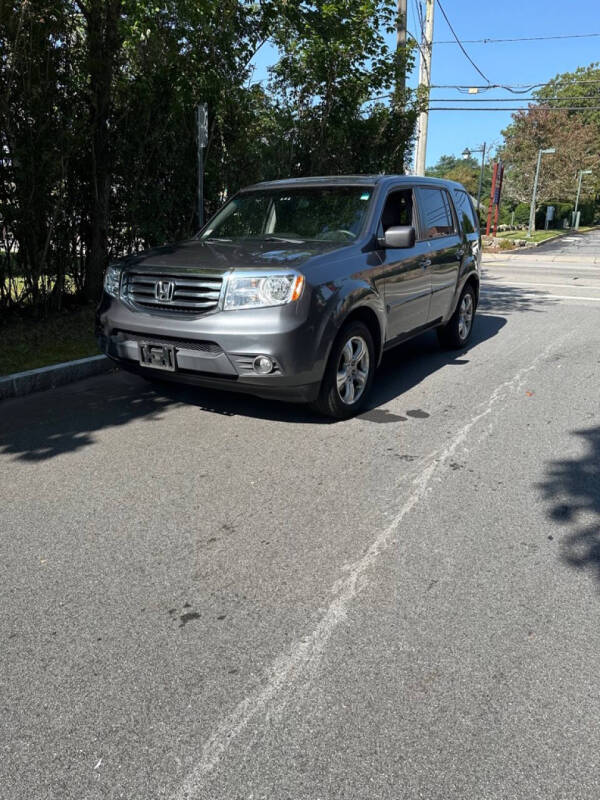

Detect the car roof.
[
  {"left": 242, "top": 175, "right": 381, "bottom": 190},
  {"left": 241, "top": 175, "right": 466, "bottom": 191}
]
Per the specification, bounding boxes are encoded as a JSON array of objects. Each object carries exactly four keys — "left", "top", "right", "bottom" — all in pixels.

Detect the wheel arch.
[
  {"left": 464, "top": 272, "right": 480, "bottom": 305},
  {"left": 449, "top": 270, "right": 480, "bottom": 318},
  {"left": 338, "top": 304, "right": 384, "bottom": 365}
]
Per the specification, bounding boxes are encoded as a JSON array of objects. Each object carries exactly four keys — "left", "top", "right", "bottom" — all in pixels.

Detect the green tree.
[
  {"left": 426, "top": 154, "right": 469, "bottom": 178},
  {"left": 536, "top": 62, "right": 600, "bottom": 129},
  {"left": 0, "top": 0, "right": 87, "bottom": 310},
  {"left": 426, "top": 153, "right": 491, "bottom": 199},
  {"left": 500, "top": 106, "right": 600, "bottom": 206},
  {"left": 268, "top": 0, "right": 418, "bottom": 175},
  {"left": 1, "top": 0, "right": 421, "bottom": 311},
  {"left": 533, "top": 62, "right": 600, "bottom": 206}
]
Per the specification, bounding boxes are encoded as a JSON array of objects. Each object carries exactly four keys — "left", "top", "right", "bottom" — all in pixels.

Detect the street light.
[
  {"left": 527, "top": 147, "right": 556, "bottom": 239},
  {"left": 462, "top": 142, "right": 486, "bottom": 213},
  {"left": 574, "top": 169, "right": 592, "bottom": 228}
]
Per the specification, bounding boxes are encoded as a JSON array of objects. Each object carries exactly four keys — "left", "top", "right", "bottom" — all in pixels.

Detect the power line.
[
  {"left": 407, "top": 31, "right": 430, "bottom": 62},
  {"left": 428, "top": 105, "right": 600, "bottom": 111},
  {"left": 363, "top": 89, "right": 600, "bottom": 111},
  {"left": 435, "top": 0, "right": 490, "bottom": 84},
  {"left": 412, "top": 0, "right": 424, "bottom": 38},
  {"left": 365, "top": 91, "right": 600, "bottom": 108},
  {"left": 432, "top": 80, "right": 600, "bottom": 90},
  {"left": 413, "top": 0, "right": 434, "bottom": 176},
  {"left": 428, "top": 95, "right": 600, "bottom": 102},
  {"left": 430, "top": 80, "right": 600, "bottom": 95},
  {"left": 432, "top": 32, "right": 600, "bottom": 44}
]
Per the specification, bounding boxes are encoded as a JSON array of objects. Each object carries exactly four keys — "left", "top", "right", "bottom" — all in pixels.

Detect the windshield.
[{"left": 200, "top": 186, "right": 373, "bottom": 243}]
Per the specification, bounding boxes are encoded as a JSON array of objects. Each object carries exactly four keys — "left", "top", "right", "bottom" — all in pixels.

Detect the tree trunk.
[{"left": 83, "top": 0, "right": 121, "bottom": 303}]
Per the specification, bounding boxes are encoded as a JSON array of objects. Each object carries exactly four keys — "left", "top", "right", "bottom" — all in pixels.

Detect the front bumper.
[{"left": 95, "top": 294, "right": 324, "bottom": 403}]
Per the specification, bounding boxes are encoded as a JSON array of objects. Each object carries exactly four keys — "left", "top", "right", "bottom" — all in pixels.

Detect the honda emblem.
[{"left": 155, "top": 280, "right": 174, "bottom": 302}]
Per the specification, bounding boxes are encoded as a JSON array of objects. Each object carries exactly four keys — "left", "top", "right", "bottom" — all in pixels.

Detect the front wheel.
[
  {"left": 437, "top": 285, "right": 477, "bottom": 349},
  {"left": 311, "top": 321, "right": 375, "bottom": 419}
]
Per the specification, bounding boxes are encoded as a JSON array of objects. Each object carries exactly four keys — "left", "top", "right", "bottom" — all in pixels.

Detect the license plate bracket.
[{"left": 138, "top": 342, "right": 177, "bottom": 371}]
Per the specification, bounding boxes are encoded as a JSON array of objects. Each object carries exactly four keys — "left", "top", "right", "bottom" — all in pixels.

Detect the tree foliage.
[
  {"left": 500, "top": 64, "right": 600, "bottom": 210},
  {"left": 0, "top": 0, "right": 418, "bottom": 313},
  {"left": 269, "top": 0, "right": 416, "bottom": 175},
  {"left": 425, "top": 153, "right": 492, "bottom": 201},
  {"left": 535, "top": 62, "right": 600, "bottom": 130},
  {"left": 500, "top": 105, "right": 600, "bottom": 206}
]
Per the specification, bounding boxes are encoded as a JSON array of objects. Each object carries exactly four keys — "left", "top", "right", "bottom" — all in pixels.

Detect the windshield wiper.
[
  {"left": 201, "top": 236, "right": 232, "bottom": 243},
  {"left": 260, "top": 235, "right": 305, "bottom": 244}
]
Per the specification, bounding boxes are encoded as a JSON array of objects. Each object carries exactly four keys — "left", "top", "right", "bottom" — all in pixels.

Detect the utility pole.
[
  {"left": 395, "top": 0, "right": 408, "bottom": 171},
  {"left": 396, "top": 0, "right": 407, "bottom": 95},
  {"left": 527, "top": 147, "right": 555, "bottom": 238},
  {"left": 413, "top": 0, "right": 434, "bottom": 176}
]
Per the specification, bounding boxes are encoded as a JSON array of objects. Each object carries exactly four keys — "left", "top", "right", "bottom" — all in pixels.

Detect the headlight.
[
  {"left": 223, "top": 272, "right": 304, "bottom": 311},
  {"left": 103, "top": 264, "right": 122, "bottom": 298}
]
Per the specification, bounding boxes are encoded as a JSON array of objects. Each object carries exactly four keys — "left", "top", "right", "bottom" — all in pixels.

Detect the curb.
[
  {"left": 484, "top": 226, "right": 599, "bottom": 257},
  {"left": 484, "top": 236, "right": 564, "bottom": 254},
  {"left": 0, "top": 354, "right": 114, "bottom": 401}
]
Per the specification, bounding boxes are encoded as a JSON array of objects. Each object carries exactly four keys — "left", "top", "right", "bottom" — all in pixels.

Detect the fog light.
[{"left": 253, "top": 355, "right": 274, "bottom": 374}]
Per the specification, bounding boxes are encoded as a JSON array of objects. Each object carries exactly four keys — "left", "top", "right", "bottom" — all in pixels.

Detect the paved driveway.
[{"left": 1, "top": 231, "right": 599, "bottom": 799}]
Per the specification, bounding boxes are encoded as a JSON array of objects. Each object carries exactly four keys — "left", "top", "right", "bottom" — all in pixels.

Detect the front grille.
[
  {"left": 122, "top": 270, "right": 223, "bottom": 315},
  {"left": 113, "top": 329, "right": 222, "bottom": 354}
]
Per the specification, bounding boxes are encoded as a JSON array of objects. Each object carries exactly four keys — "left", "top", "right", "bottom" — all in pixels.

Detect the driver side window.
[{"left": 379, "top": 189, "right": 416, "bottom": 237}]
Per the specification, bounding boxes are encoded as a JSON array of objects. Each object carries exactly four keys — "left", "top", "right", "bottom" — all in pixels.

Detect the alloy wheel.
[
  {"left": 336, "top": 335, "right": 370, "bottom": 405},
  {"left": 458, "top": 292, "right": 474, "bottom": 341}
]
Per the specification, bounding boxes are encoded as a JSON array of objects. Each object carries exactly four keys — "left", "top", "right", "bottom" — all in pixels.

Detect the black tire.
[
  {"left": 437, "top": 284, "right": 477, "bottom": 349},
  {"left": 311, "top": 321, "right": 376, "bottom": 419}
]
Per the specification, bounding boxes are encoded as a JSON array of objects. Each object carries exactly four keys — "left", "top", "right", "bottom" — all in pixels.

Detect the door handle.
[{"left": 419, "top": 258, "right": 431, "bottom": 269}]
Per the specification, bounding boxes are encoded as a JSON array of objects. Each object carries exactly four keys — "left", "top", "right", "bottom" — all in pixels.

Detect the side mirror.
[{"left": 381, "top": 225, "right": 416, "bottom": 249}]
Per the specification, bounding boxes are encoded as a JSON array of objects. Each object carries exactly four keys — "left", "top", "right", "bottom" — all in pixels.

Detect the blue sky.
[{"left": 250, "top": 0, "right": 600, "bottom": 169}]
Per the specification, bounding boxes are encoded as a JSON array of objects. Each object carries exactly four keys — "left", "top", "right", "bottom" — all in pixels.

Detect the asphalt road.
[{"left": 1, "top": 230, "right": 600, "bottom": 800}]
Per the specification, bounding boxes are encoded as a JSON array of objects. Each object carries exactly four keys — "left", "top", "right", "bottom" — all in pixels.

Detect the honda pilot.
[{"left": 96, "top": 175, "right": 481, "bottom": 418}]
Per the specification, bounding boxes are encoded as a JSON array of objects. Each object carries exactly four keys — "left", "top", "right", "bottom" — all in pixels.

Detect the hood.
[{"left": 122, "top": 238, "right": 349, "bottom": 274}]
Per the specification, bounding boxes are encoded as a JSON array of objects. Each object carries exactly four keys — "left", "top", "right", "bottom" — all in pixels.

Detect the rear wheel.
[
  {"left": 311, "top": 321, "right": 375, "bottom": 419},
  {"left": 437, "top": 284, "right": 477, "bottom": 349}
]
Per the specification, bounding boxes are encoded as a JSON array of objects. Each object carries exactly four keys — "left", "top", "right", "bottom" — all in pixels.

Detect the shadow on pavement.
[
  {"left": 479, "top": 283, "right": 556, "bottom": 314},
  {"left": 0, "top": 313, "right": 506, "bottom": 462},
  {"left": 538, "top": 426, "right": 600, "bottom": 585},
  {"left": 363, "top": 312, "right": 506, "bottom": 416}
]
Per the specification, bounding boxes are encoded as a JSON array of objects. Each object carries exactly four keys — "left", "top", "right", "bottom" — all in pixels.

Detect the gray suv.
[{"left": 97, "top": 175, "right": 481, "bottom": 418}]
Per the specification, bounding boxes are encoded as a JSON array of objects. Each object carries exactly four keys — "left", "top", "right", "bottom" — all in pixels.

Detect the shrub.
[
  {"left": 513, "top": 203, "right": 530, "bottom": 226},
  {"left": 499, "top": 238, "right": 515, "bottom": 250}
]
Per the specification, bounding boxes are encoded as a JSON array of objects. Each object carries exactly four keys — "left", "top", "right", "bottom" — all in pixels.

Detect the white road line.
[
  {"left": 483, "top": 281, "right": 600, "bottom": 290},
  {"left": 483, "top": 256, "right": 600, "bottom": 266},
  {"left": 525, "top": 295, "right": 600, "bottom": 302},
  {"left": 170, "top": 334, "right": 572, "bottom": 800},
  {"left": 485, "top": 264, "right": 600, "bottom": 272},
  {"left": 482, "top": 289, "right": 600, "bottom": 302},
  {"left": 490, "top": 262, "right": 586, "bottom": 269}
]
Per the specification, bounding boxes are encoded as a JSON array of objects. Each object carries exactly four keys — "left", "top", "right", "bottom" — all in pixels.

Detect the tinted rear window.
[
  {"left": 454, "top": 190, "right": 479, "bottom": 233},
  {"left": 418, "top": 188, "right": 455, "bottom": 239}
]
